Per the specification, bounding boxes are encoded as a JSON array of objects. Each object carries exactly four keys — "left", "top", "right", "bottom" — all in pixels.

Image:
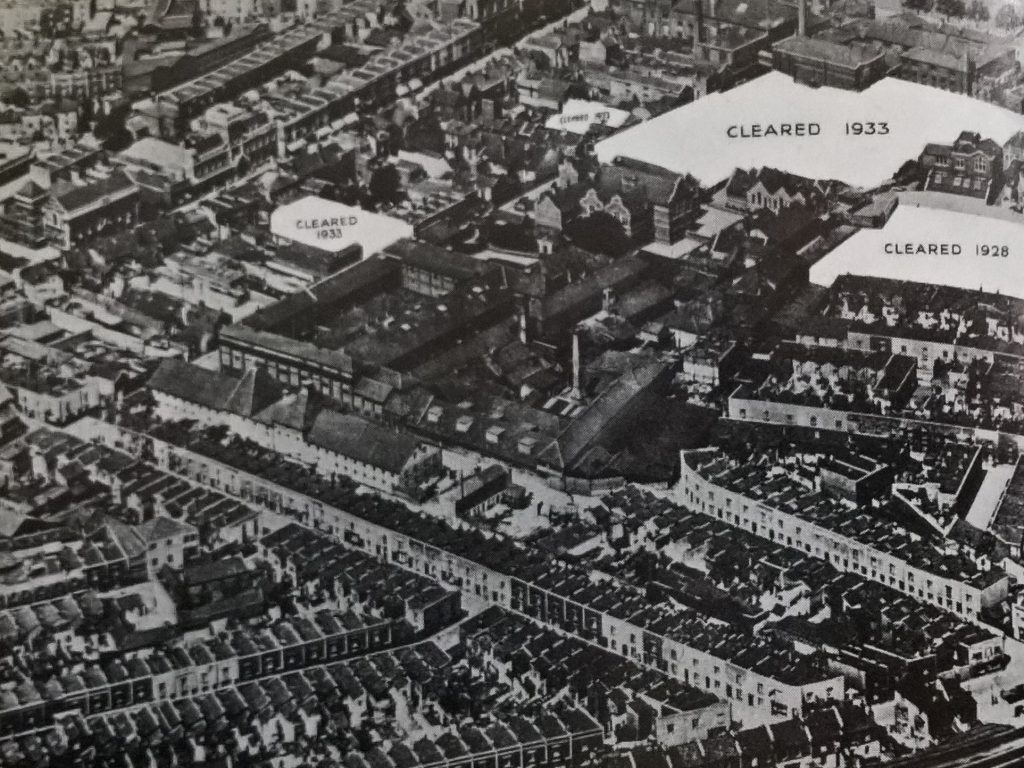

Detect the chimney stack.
[
  {"left": 570, "top": 328, "right": 582, "bottom": 400},
  {"left": 602, "top": 287, "right": 615, "bottom": 313},
  {"left": 798, "top": 0, "right": 806, "bottom": 37},
  {"left": 694, "top": 0, "right": 705, "bottom": 55}
]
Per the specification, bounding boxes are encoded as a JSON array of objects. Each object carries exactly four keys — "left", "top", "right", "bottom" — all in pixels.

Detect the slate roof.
[
  {"left": 307, "top": 410, "right": 425, "bottom": 474},
  {"left": 604, "top": 156, "right": 697, "bottom": 206},
  {"left": 50, "top": 170, "right": 137, "bottom": 214},
  {"left": 255, "top": 387, "right": 324, "bottom": 432},
  {"left": 137, "top": 515, "right": 197, "bottom": 543},
  {"left": 222, "top": 366, "right": 283, "bottom": 418},
  {"left": 148, "top": 359, "right": 282, "bottom": 417}
]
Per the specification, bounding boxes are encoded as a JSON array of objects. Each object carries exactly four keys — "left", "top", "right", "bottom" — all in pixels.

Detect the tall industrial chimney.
[
  {"left": 570, "top": 328, "right": 582, "bottom": 400},
  {"left": 798, "top": 0, "right": 806, "bottom": 37},
  {"left": 694, "top": 0, "right": 705, "bottom": 55}
]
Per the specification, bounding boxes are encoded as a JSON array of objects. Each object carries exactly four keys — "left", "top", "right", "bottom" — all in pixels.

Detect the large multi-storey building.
[
  {"left": 920, "top": 131, "right": 1003, "bottom": 202},
  {"left": 117, "top": 134, "right": 233, "bottom": 201},
  {"left": 439, "top": 0, "right": 520, "bottom": 44},
  {"left": 137, "top": 23, "right": 328, "bottom": 138},
  {"left": 770, "top": 35, "right": 888, "bottom": 90},
  {"left": 43, "top": 169, "right": 140, "bottom": 250},
  {"left": 537, "top": 158, "right": 701, "bottom": 245},
  {"left": 0, "top": 180, "right": 48, "bottom": 247},
  {"left": 147, "top": 359, "right": 444, "bottom": 499},
  {"left": 196, "top": 102, "right": 277, "bottom": 171}
]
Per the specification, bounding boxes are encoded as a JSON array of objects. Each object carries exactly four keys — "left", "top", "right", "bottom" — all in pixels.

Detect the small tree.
[
  {"left": 78, "top": 97, "right": 94, "bottom": 131},
  {"left": 935, "top": 0, "right": 966, "bottom": 17},
  {"left": 564, "top": 210, "right": 634, "bottom": 258},
  {"left": 367, "top": 163, "right": 403, "bottom": 206},
  {"left": 995, "top": 2, "right": 1018, "bottom": 25},
  {"left": 5, "top": 86, "right": 30, "bottom": 108},
  {"left": 894, "top": 158, "right": 924, "bottom": 186},
  {"left": 903, "top": 0, "right": 933, "bottom": 12}
]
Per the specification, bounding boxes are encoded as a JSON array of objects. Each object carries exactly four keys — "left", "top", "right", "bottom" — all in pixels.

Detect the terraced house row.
[
  {"left": 83, "top": 416, "right": 846, "bottom": 726},
  {"left": 0, "top": 642, "right": 605, "bottom": 768},
  {"left": 0, "top": 594, "right": 395, "bottom": 737},
  {"left": 675, "top": 448, "right": 1009, "bottom": 623}
]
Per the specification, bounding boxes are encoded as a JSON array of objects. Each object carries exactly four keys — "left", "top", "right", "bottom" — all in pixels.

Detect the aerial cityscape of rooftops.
[{"left": 9, "top": 0, "right": 1024, "bottom": 765}]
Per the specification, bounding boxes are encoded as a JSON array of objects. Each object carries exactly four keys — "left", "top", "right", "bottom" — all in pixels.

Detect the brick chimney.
[
  {"left": 694, "top": 0, "right": 705, "bottom": 56},
  {"left": 570, "top": 327, "right": 582, "bottom": 400}
]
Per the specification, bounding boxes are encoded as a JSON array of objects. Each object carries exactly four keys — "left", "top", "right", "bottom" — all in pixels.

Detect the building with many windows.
[
  {"left": 770, "top": 35, "right": 888, "bottom": 91},
  {"left": 920, "top": 131, "right": 1003, "bottom": 202},
  {"left": 43, "top": 169, "right": 140, "bottom": 250},
  {"left": 676, "top": 448, "right": 1009, "bottom": 622}
]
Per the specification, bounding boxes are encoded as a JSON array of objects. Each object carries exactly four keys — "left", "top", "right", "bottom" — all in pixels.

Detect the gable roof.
[
  {"left": 148, "top": 358, "right": 230, "bottom": 411},
  {"left": 753, "top": 166, "right": 817, "bottom": 197},
  {"left": 137, "top": 515, "right": 197, "bottom": 542},
  {"left": 148, "top": 358, "right": 282, "bottom": 417},
  {"left": 255, "top": 387, "right": 324, "bottom": 432},
  {"left": 307, "top": 410, "right": 424, "bottom": 474},
  {"left": 603, "top": 157, "right": 696, "bottom": 206},
  {"left": 222, "top": 366, "right": 283, "bottom": 418},
  {"left": 14, "top": 180, "right": 47, "bottom": 200},
  {"left": 50, "top": 170, "right": 137, "bottom": 214}
]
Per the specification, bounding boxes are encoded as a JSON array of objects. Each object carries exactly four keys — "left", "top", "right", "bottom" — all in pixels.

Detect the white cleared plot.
[
  {"left": 270, "top": 195, "right": 414, "bottom": 256},
  {"left": 809, "top": 204, "right": 1024, "bottom": 299},
  {"left": 544, "top": 100, "right": 632, "bottom": 135},
  {"left": 595, "top": 72, "right": 1024, "bottom": 188}
]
